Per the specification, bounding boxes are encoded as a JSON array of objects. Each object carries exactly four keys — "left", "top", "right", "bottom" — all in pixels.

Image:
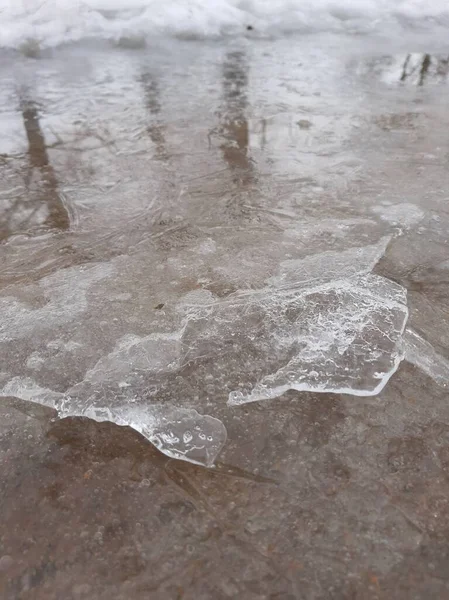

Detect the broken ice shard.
[
  {"left": 181, "top": 271, "right": 408, "bottom": 405},
  {"left": 86, "top": 403, "right": 227, "bottom": 468},
  {"left": 1, "top": 377, "right": 227, "bottom": 467}
]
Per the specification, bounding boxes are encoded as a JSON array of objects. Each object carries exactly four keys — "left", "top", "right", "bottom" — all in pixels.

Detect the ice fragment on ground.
[
  {"left": 371, "top": 203, "right": 424, "bottom": 228},
  {"left": 267, "top": 236, "right": 391, "bottom": 289},
  {"left": 181, "top": 269, "right": 408, "bottom": 405},
  {"left": 1, "top": 377, "right": 64, "bottom": 409},
  {"left": 0, "top": 263, "right": 113, "bottom": 343},
  {"left": 1, "top": 377, "right": 226, "bottom": 467},
  {"left": 114, "top": 405, "right": 227, "bottom": 467},
  {"left": 82, "top": 332, "right": 182, "bottom": 384},
  {"left": 404, "top": 328, "right": 449, "bottom": 387}
]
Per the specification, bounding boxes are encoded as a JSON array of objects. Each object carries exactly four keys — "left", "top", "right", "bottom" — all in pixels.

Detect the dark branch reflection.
[
  {"left": 140, "top": 72, "right": 167, "bottom": 160},
  {"left": 0, "top": 96, "right": 69, "bottom": 241},
  {"left": 220, "top": 51, "right": 255, "bottom": 188},
  {"left": 362, "top": 53, "right": 449, "bottom": 87}
]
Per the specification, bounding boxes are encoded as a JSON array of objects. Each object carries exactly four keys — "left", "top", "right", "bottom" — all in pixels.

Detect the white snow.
[{"left": 1, "top": 0, "right": 449, "bottom": 49}]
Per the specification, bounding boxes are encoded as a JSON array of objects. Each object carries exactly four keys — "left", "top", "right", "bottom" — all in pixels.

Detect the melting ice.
[
  {"left": 176, "top": 237, "right": 408, "bottom": 406},
  {"left": 1, "top": 237, "right": 413, "bottom": 465},
  {"left": 1, "top": 376, "right": 227, "bottom": 468}
]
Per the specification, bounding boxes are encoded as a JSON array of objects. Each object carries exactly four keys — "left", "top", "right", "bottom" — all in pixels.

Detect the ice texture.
[
  {"left": 404, "top": 328, "right": 449, "bottom": 387},
  {"left": 267, "top": 236, "right": 391, "bottom": 289},
  {"left": 0, "top": 237, "right": 406, "bottom": 462},
  {"left": 371, "top": 203, "right": 424, "bottom": 228},
  {"left": 0, "top": 263, "right": 114, "bottom": 343},
  {"left": 1, "top": 377, "right": 226, "bottom": 467},
  {"left": 114, "top": 405, "right": 227, "bottom": 467},
  {"left": 180, "top": 240, "right": 408, "bottom": 405}
]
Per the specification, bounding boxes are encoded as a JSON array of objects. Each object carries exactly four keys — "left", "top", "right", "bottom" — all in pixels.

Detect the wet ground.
[{"left": 1, "top": 36, "right": 449, "bottom": 598}]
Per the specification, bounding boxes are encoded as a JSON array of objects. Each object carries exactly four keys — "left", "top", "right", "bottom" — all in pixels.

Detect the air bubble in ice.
[{"left": 183, "top": 430, "right": 193, "bottom": 443}]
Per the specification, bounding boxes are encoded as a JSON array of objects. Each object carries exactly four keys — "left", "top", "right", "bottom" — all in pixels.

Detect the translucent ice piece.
[
  {"left": 0, "top": 263, "right": 113, "bottom": 343},
  {"left": 78, "top": 403, "right": 227, "bottom": 468},
  {"left": 1, "top": 376, "right": 64, "bottom": 408},
  {"left": 267, "top": 236, "right": 391, "bottom": 289},
  {"left": 82, "top": 332, "right": 182, "bottom": 384},
  {"left": 117, "top": 405, "right": 227, "bottom": 467},
  {"left": 1, "top": 378, "right": 226, "bottom": 467},
  {"left": 181, "top": 273, "right": 408, "bottom": 405},
  {"left": 404, "top": 328, "right": 449, "bottom": 387}
]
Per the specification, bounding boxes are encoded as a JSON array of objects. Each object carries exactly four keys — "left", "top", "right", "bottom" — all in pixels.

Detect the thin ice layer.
[
  {"left": 78, "top": 402, "right": 227, "bottom": 468},
  {"left": 0, "top": 263, "right": 114, "bottom": 343},
  {"left": 267, "top": 236, "right": 391, "bottom": 289},
  {"left": 232, "top": 277, "right": 407, "bottom": 404},
  {"left": 404, "top": 328, "right": 449, "bottom": 387},
  {"left": 1, "top": 377, "right": 227, "bottom": 467},
  {"left": 81, "top": 332, "right": 182, "bottom": 384},
  {"left": 180, "top": 273, "right": 408, "bottom": 405}
]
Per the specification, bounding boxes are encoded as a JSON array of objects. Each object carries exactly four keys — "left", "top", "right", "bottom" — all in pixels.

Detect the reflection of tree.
[
  {"left": 140, "top": 73, "right": 167, "bottom": 160},
  {"left": 22, "top": 100, "right": 69, "bottom": 229},
  {"left": 0, "top": 97, "right": 69, "bottom": 241},
  {"left": 361, "top": 53, "right": 449, "bottom": 87},
  {"left": 400, "top": 54, "right": 449, "bottom": 85},
  {"left": 220, "top": 51, "right": 254, "bottom": 187}
]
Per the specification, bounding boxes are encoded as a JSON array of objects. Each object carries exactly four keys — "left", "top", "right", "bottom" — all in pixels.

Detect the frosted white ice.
[
  {"left": 1, "top": 0, "right": 449, "bottom": 49},
  {"left": 371, "top": 203, "right": 425, "bottom": 228}
]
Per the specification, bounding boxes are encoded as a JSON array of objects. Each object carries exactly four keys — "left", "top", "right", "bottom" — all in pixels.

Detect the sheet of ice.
[
  {"left": 1, "top": 0, "right": 449, "bottom": 49},
  {"left": 0, "top": 239, "right": 406, "bottom": 458},
  {"left": 180, "top": 254, "right": 407, "bottom": 405},
  {"left": 0, "top": 263, "right": 113, "bottom": 343},
  {"left": 230, "top": 276, "right": 408, "bottom": 404},
  {"left": 404, "top": 328, "right": 449, "bottom": 387},
  {"left": 267, "top": 236, "right": 391, "bottom": 289},
  {"left": 1, "top": 377, "right": 65, "bottom": 408},
  {"left": 371, "top": 203, "right": 425, "bottom": 228},
  {"left": 0, "top": 377, "right": 227, "bottom": 467},
  {"left": 81, "top": 332, "right": 182, "bottom": 385}
]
